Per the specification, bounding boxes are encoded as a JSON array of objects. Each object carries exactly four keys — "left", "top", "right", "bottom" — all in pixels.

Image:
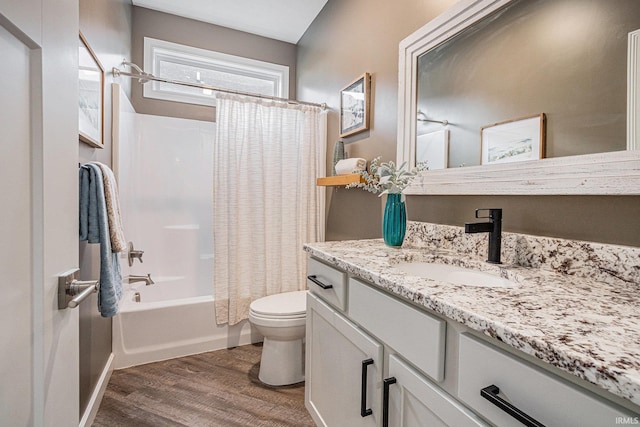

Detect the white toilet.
[{"left": 248, "top": 290, "right": 307, "bottom": 386}]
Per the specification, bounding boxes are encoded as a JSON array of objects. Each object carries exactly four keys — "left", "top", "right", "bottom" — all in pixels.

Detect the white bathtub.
[{"left": 112, "top": 278, "right": 259, "bottom": 369}]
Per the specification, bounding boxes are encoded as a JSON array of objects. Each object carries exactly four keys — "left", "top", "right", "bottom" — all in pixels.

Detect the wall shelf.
[{"left": 316, "top": 174, "right": 365, "bottom": 187}]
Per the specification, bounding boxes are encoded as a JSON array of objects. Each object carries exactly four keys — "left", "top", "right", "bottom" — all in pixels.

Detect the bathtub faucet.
[{"left": 129, "top": 274, "right": 155, "bottom": 286}]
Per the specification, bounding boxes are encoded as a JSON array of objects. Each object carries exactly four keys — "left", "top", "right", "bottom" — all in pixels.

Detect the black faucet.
[{"left": 464, "top": 208, "right": 502, "bottom": 264}]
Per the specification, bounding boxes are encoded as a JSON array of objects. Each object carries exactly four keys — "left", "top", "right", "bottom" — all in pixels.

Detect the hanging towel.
[
  {"left": 91, "top": 162, "right": 127, "bottom": 253},
  {"left": 79, "top": 164, "right": 123, "bottom": 317}
]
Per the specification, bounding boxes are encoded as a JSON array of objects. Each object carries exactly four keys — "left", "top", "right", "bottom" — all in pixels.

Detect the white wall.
[{"left": 117, "top": 87, "right": 216, "bottom": 299}]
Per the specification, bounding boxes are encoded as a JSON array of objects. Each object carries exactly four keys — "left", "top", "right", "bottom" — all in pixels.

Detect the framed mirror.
[{"left": 397, "top": 0, "right": 640, "bottom": 195}]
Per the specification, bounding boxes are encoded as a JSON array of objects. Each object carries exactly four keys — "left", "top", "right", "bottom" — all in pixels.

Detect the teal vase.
[{"left": 383, "top": 193, "right": 406, "bottom": 247}]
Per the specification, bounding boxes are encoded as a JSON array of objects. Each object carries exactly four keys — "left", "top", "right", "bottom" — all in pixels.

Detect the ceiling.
[{"left": 132, "top": 0, "right": 328, "bottom": 44}]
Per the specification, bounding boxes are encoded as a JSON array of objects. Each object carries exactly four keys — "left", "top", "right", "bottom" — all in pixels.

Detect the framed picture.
[
  {"left": 79, "top": 32, "right": 105, "bottom": 149},
  {"left": 340, "top": 72, "right": 370, "bottom": 138},
  {"left": 480, "top": 113, "right": 546, "bottom": 165}
]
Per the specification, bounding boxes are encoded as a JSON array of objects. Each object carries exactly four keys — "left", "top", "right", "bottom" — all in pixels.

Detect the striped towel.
[{"left": 91, "top": 162, "right": 127, "bottom": 253}]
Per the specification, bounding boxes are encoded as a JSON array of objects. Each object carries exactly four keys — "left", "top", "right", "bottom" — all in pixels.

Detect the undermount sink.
[{"left": 393, "top": 261, "right": 518, "bottom": 288}]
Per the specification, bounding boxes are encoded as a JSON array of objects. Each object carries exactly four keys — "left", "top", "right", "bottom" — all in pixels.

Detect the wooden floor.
[{"left": 93, "top": 344, "right": 315, "bottom": 427}]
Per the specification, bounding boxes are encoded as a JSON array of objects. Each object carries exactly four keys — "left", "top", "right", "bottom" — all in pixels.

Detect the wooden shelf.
[{"left": 316, "top": 174, "right": 365, "bottom": 187}]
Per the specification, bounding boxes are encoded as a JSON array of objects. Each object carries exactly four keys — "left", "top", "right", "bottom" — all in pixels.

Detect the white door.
[
  {"left": 387, "top": 355, "right": 488, "bottom": 427},
  {"left": 305, "top": 294, "right": 383, "bottom": 427},
  {"left": 1, "top": 2, "right": 79, "bottom": 426}
]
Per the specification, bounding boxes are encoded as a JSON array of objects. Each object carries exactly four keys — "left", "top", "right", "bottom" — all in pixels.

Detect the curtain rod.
[{"left": 112, "top": 62, "right": 327, "bottom": 110}]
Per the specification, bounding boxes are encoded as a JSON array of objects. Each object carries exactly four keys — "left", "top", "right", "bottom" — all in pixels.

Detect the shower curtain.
[{"left": 213, "top": 93, "right": 327, "bottom": 325}]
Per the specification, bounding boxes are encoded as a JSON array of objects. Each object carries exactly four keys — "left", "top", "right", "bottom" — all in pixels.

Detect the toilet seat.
[{"left": 249, "top": 290, "right": 307, "bottom": 317}]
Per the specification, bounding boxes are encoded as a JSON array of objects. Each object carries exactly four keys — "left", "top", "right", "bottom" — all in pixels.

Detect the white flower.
[{"left": 346, "top": 157, "right": 428, "bottom": 196}]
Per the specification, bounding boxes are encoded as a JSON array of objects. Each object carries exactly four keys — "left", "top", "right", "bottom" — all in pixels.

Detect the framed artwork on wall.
[
  {"left": 480, "top": 113, "right": 546, "bottom": 165},
  {"left": 79, "top": 32, "right": 105, "bottom": 149},
  {"left": 340, "top": 72, "right": 370, "bottom": 138}
]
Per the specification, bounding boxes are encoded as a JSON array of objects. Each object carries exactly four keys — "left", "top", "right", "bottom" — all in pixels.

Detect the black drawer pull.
[
  {"left": 382, "top": 377, "right": 397, "bottom": 427},
  {"left": 307, "top": 275, "right": 333, "bottom": 289},
  {"left": 360, "top": 359, "right": 374, "bottom": 417},
  {"left": 481, "top": 385, "right": 545, "bottom": 427}
]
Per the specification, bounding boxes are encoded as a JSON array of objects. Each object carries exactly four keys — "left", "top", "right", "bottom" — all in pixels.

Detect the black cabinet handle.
[
  {"left": 382, "top": 377, "right": 397, "bottom": 427},
  {"left": 481, "top": 385, "right": 546, "bottom": 427},
  {"left": 307, "top": 275, "right": 333, "bottom": 289},
  {"left": 360, "top": 359, "right": 374, "bottom": 417}
]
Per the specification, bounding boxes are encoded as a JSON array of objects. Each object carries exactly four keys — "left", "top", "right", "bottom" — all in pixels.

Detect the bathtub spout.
[{"left": 129, "top": 274, "right": 155, "bottom": 286}]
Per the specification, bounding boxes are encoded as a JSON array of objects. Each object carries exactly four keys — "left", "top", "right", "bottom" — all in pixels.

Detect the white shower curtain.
[{"left": 213, "top": 93, "right": 327, "bottom": 325}]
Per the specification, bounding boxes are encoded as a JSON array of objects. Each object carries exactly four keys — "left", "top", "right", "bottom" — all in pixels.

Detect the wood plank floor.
[{"left": 93, "top": 343, "right": 315, "bottom": 427}]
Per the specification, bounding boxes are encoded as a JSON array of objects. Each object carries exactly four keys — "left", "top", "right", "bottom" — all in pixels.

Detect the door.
[
  {"left": 0, "top": 2, "right": 79, "bottom": 426},
  {"left": 305, "top": 293, "right": 383, "bottom": 427},
  {"left": 387, "top": 355, "right": 488, "bottom": 427}
]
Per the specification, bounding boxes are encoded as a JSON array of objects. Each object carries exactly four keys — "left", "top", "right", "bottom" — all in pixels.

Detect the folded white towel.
[
  {"left": 91, "top": 162, "right": 127, "bottom": 253},
  {"left": 335, "top": 158, "right": 366, "bottom": 175}
]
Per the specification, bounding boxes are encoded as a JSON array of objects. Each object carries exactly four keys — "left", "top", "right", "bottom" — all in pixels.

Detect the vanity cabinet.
[{"left": 305, "top": 256, "right": 636, "bottom": 426}]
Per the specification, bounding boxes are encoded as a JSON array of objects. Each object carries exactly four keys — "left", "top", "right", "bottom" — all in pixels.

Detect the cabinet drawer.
[
  {"left": 307, "top": 257, "right": 347, "bottom": 311},
  {"left": 458, "top": 333, "right": 635, "bottom": 426},
  {"left": 348, "top": 278, "right": 446, "bottom": 382}
]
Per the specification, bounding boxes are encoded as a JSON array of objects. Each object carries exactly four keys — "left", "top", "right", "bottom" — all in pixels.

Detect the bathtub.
[{"left": 112, "top": 277, "right": 259, "bottom": 369}]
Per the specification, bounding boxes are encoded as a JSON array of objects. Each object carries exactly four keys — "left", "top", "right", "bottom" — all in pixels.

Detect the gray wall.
[
  {"left": 79, "top": 0, "right": 132, "bottom": 417},
  {"left": 297, "top": 0, "right": 458, "bottom": 241},
  {"left": 297, "top": 0, "right": 640, "bottom": 247},
  {"left": 131, "top": 6, "right": 297, "bottom": 122}
]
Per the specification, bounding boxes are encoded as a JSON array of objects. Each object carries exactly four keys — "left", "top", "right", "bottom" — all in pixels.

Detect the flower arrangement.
[{"left": 346, "top": 157, "right": 427, "bottom": 196}]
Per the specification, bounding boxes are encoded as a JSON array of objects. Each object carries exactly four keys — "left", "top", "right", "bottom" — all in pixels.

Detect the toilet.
[{"left": 249, "top": 290, "right": 307, "bottom": 386}]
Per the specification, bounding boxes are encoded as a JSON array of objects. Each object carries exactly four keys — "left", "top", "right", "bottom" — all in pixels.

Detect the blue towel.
[{"left": 79, "top": 164, "right": 123, "bottom": 317}]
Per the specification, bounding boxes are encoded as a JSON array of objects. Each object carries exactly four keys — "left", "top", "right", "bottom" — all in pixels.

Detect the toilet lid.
[{"left": 250, "top": 290, "right": 307, "bottom": 316}]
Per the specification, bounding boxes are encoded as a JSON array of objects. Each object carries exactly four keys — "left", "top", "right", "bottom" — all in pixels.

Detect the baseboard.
[{"left": 79, "top": 352, "right": 114, "bottom": 427}]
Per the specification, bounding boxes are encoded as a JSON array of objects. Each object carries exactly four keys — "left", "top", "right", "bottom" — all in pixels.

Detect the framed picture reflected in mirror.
[{"left": 481, "top": 113, "right": 546, "bottom": 165}]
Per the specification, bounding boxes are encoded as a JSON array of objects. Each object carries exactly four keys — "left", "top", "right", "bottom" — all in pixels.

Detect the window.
[{"left": 143, "top": 37, "right": 289, "bottom": 107}]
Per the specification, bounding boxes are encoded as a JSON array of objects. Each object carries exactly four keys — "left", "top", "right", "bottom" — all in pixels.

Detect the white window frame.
[{"left": 143, "top": 37, "right": 289, "bottom": 107}]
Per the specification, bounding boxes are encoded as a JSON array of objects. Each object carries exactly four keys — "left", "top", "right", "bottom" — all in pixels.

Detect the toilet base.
[{"left": 258, "top": 337, "right": 304, "bottom": 386}]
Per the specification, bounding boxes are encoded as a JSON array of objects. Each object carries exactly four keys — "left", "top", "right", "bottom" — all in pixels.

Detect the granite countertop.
[{"left": 304, "top": 238, "right": 640, "bottom": 407}]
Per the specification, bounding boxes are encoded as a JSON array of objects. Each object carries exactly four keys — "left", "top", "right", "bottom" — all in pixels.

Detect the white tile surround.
[{"left": 304, "top": 221, "right": 640, "bottom": 406}]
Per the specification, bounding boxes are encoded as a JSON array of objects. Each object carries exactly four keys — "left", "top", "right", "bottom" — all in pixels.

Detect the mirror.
[{"left": 397, "top": 0, "right": 640, "bottom": 195}]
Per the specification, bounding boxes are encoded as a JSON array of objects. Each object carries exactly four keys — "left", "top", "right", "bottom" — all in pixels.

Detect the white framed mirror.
[{"left": 398, "top": 0, "right": 640, "bottom": 195}]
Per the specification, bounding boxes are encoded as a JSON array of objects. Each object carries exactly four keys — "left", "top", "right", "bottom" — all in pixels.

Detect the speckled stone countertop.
[{"left": 304, "top": 222, "right": 640, "bottom": 407}]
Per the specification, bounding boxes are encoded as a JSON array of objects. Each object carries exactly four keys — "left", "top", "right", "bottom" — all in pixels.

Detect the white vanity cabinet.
[{"left": 305, "top": 256, "right": 637, "bottom": 426}]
